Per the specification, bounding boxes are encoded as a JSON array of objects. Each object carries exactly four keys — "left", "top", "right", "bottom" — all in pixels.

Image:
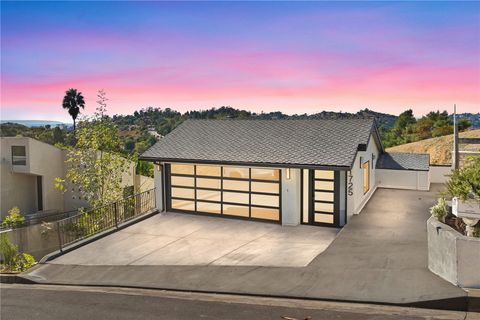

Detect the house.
[
  {"left": 140, "top": 119, "right": 430, "bottom": 227},
  {"left": 0, "top": 137, "right": 154, "bottom": 218}
]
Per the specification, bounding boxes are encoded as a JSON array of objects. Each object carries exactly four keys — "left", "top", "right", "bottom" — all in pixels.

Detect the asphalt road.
[{"left": 1, "top": 284, "right": 473, "bottom": 320}]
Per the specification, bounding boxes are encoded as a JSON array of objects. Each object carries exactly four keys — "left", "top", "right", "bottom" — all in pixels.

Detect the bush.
[
  {"left": 446, "top": 156, "right": 480, "bottom": 204},
  {"left": 1, "top": 207, "right": 26, "bottom": 229},
  {"left": 430, "top": 198, "right": 448, "bottom": 223},
  {"left": 0, "top": 233, "right": 36, "bottom": 272}
]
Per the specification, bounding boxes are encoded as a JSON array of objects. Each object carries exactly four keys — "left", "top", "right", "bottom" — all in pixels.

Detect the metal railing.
[{"left": 55, "top": 189, "right": 156, "bottom": 249}]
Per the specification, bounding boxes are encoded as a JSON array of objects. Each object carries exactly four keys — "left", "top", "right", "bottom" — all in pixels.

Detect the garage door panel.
[
  {"left": 172, "top": 199, "right": 195, "bottom": 211},
  {"left": 197, "top": 189, "right": 221, "bottom": 202},
  {"left": 171, "top": 176, "right": 194, "bottom": 187},
  {"left": 197, "top": 201, "right": 221, "bottom": 214},
  {"left": 197, "top": 178, "right": 221, "bottom": 189},
  {"left": 251, "top": 207, "right": 279, "bottom": 220},
  {"left": 251, "top": 194, "right": 279, "bottom": 207},
  {"left": 171, "top": 187, "right": 195, "bottom": 199},
  {"left": 223, "top": 204, "right": 249, "bottom": 217},
  {"left": 223, "top": 180, "right": 249, "bottom": 191},
  {"left": 223, "top": 192, "right": 249, "bottom": 204}
]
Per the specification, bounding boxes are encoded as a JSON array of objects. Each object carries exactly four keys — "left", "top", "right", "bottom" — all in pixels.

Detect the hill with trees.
[
  {"left": 387, "top": 129, "right": 480, "bottom": 165},
  {"left": 2, "top": 106, "right": 476, "bottom": 170}
]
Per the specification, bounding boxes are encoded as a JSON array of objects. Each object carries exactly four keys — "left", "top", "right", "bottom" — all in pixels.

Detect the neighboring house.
[
  {"left": 0, "top": 137, "right": 153, "bottom": 218},
  {"left": 140, "top": 119, "right": 431, "bottom": 228}
]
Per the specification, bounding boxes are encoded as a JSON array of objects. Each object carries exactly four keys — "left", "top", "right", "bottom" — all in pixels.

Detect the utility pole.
[{"left": 452, "top": 104, "right": 459, "bottom": 170}]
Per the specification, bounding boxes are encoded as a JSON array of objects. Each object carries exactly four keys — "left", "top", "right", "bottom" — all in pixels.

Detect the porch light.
[
  {"left": 286, "top": 168, "right": 291, "bottom": 180},
  {"left": 155, "top": 163, "right": 162, "bottom": 172},
  {"left": 359, "top": 156, "right": 363, "bottom": 168}
]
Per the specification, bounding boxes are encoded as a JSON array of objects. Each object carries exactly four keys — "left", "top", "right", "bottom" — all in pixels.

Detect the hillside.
[{"left": 386, "top": 129, "right": 480, "bottom": 165}]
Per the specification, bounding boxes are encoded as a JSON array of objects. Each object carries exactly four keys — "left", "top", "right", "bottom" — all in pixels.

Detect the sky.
[{"left": 1, "top": 1, "right": 479, "bottom": 122}]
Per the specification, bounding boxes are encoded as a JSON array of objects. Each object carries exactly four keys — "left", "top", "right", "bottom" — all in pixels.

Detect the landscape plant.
[
  {"left": 1, "top": 207, "right": 26, "bottom": 229},
  {"left": 445, "top": 155, "right": 480, "bottom": 204},
  {"left": 0, "top": 233, "right": 36, "bottom": 272},
  {"left": 56, "top": 90, "right": 134, "bottom": 209},
  {"left": 430, "top": 197, "right": 448, "bottom": 223}
]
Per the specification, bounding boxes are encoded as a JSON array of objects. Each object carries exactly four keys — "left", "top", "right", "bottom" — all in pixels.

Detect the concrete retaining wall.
[
  {"left": 376, "top": 169, "right": 430, "bottom": 191},
  {"left": 427, "top": 217, "right": 480, "bottom": 288},
  {"left": 1, "top": 224, "right": 61, "bottom": 261}
]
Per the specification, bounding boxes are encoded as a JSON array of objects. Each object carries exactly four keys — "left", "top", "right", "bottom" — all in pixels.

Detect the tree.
[
  {"left": 62, "top": 88, "right": 85, "bottom": 132},
  {"left": 458, "top": 118, "right": 472, "bottom": 131},
  {"left": 56, "top": 90, "right": 134, "bottom": 208},
  {"left": 53, "top": 126, "right": 65, "bottom": 144},
  {"left": 393, "top": 109, "right": 416, "bottom": 135}
]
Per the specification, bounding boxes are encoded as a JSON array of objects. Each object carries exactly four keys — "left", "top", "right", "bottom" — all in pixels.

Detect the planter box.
[
  {"left": 428, "top": 217, "right": 480, "bottom": 288},
  {"left": 452, "top": 197, "right": 480, "bottom": 219}
]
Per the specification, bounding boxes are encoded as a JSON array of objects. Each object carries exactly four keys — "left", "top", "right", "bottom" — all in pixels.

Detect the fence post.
[
  {"left": 56, "top": 221, "right": 63, "bottom": 253},
  {"left": 114, "top": 202, "right": 118, "bottom": 228}
]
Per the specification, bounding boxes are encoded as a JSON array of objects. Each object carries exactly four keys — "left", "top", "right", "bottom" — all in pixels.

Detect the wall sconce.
[
  {"left": 359, "top": 156, "right": 363, "bottom": 168},
  {"left": 286, "top": 168, "right": 291, "bottom": 180},
  {"left": 155, "top": 163, "right": 162, "bottom": 172}
]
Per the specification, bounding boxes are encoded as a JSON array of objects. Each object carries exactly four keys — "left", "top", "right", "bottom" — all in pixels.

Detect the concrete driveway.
[{"left": 51, "top": 212, "right": 339, "bottom": 267}]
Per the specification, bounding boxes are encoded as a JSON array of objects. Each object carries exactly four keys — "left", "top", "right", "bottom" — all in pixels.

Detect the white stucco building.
[{"left": 0, "top": 137, "right": 153, "bottom": 218}]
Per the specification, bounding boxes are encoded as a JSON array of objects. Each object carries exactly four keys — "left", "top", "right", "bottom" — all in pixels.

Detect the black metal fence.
[{"left": 55, "top": 189, "right": 156, "bottom": 249}]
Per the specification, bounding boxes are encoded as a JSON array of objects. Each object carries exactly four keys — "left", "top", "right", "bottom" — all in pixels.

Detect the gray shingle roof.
[
  {"left": 141, "top": 119, "right": 378, "bottom": 168},
  {"left": 376, "top": 152, "right": 430, "bottom": 171}
]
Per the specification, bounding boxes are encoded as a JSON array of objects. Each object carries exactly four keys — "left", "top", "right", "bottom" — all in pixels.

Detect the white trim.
[{"left": 354, "top": 185, "right": 378, "bottom": 214}]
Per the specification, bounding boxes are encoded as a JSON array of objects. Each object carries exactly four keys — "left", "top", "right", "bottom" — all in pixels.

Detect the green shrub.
[
  {"left": 0, "top": 233, "right": 36, "bottom": 272},
  {"left": 446, "top": 156, "right": 480, "bottom": 204},
  {"left": 474, "top": 225, "right": 480, "bottom": 238},
  {"left": 1, "top": 207, "right": 26, "bottom": 229},
  {"left": 430, "top": 198, "right": 448, "bottom": 223}
]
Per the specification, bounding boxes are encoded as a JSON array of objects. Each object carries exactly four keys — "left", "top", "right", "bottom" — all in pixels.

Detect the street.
[{"left": 1, "top": 284, "right": 475, "bottom": 320}]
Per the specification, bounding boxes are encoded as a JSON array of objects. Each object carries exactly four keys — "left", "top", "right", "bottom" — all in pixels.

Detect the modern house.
[
  {"left": 141, "top": 119, "right": 431, "bottom": 227},
  {"left": 0, "top": 137, "right": 154, "bottom": 218}
]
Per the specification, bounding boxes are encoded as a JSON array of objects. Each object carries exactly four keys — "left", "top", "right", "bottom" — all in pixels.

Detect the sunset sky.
[{"left": 1, "top": 1, "right": 479, "bottom": 122}]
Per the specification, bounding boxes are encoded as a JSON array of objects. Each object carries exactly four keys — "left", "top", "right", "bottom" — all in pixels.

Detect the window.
[
  {"left": 11, "top": 146, "right": 26, "bottom": 165},
  {"left": 363, "top": 161, "right": 370, "bottom": 194}
]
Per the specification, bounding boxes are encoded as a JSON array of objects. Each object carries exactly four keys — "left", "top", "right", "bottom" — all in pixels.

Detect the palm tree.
[{"left": 62, "top": 88, "right": 85, "bottom": 132}]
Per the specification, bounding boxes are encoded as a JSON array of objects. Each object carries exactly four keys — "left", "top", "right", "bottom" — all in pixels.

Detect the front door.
[{"left": 302, "top": 169, "right": 340, "bottom": 227}]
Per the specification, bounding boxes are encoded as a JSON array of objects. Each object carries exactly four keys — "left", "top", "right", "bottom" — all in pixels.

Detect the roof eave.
[{"left": 139, "top": 156, "right": 351, "bottom": 171}]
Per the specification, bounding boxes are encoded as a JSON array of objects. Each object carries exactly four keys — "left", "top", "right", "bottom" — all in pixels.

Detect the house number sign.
[{"left": 348, "top": 172, "right": 353, "bottom": 196}]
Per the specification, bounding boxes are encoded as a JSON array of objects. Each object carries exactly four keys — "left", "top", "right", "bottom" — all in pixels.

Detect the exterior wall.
[
  {"left": 2, "top": 137, "right": 137, "bottom": 216},
  {"left": 154, "top": 164, "right": 164, "bottom": 212},
  {"left": 430, "top": 165, "right": 452, "bottom": 184},
  {"left": 347, "top": 134, "right": 381, "bottom": 216},
  {"left": 427, "top": 217, "right": 480, "bottom": 288},
  {"left": 376, "top": 169, "right": 430, "bottom": 191},
  {"left": 1, "top": 165, "right": 37, "bottom": 217},
  {"left": 135, "top": 174, "right": 155, "bottom": 193},
  {"left": 281, "top": 168, "right": 301, "bottom": 226},
  {"left": 1, "top": 137, "right": 64, "bottom": 217}
]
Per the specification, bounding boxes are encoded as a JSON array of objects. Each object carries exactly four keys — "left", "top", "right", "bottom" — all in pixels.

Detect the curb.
[{"left": 0, "top": 273, "right": 37, "bottom": 284}]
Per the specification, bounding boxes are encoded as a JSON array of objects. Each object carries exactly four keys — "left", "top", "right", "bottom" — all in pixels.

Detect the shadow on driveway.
[{"left": 23, "top": 184, "right": 467, "bottom": 310}]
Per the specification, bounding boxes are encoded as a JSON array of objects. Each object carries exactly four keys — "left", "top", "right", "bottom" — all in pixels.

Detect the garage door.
[{"left": 167, "top": 164, "right": 281, "bottom": 222}]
